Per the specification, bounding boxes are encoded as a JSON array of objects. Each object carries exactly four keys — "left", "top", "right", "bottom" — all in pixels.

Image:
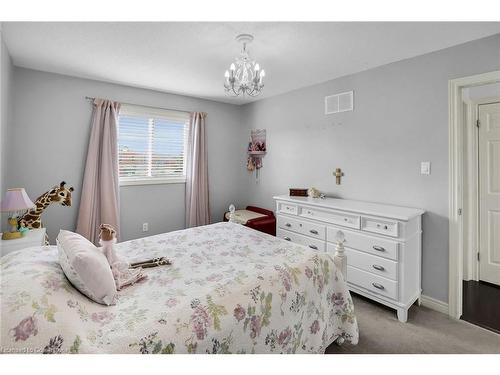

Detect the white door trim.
[{"left": 448, "top": 70, "right": 500, "bottom": 319}]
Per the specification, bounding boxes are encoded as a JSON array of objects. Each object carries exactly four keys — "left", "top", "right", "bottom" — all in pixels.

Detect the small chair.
[{"left": 223, "top": 205, "right": 276, "bottom": 236}]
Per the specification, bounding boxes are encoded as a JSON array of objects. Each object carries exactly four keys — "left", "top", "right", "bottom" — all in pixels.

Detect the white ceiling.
[{"left": 3, "top": 22, "right": 500, "bottom": 105}]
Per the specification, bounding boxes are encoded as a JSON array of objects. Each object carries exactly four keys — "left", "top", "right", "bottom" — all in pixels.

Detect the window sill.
[{"left": 120, "top": 178, "right": 186, "bottom": 186}]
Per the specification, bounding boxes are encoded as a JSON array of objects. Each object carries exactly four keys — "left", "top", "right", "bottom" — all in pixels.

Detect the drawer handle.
[
  {"left": 285, "top": 223, "right": 291, "bottom": 227},
  {"left": 309, "top": 229, "right": 318, "bottom": 235},
  {"left": 372, "top": 282, "right": 385, "bottom": 290},
  {"left": 373, "top": 246, "right": 385, "bottom": 252},
  {"left": 372, "top": 264, "right": 385, "bottom": 271},
  {"left": 344, "top": 218, "right": 348, "bottom": 222},
  {"left": 283, "top": 236, "right": 291, "bottom": 241},
  {"left": 309, "top": 245, "right": 318, "bottom": 250}
]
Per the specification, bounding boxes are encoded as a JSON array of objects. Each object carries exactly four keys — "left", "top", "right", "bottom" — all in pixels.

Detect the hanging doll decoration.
[{"left": 247, "top": 129, "right": 266, "bottom": 181}]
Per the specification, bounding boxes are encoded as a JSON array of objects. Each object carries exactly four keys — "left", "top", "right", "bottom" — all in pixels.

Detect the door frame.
[{"left": 448, "top": 70, "right": 500, "bottom": 319}]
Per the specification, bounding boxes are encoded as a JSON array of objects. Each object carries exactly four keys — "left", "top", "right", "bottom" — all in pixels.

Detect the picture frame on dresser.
[{"left": 274, "top": 195, "right": 424, "bottom": 322}]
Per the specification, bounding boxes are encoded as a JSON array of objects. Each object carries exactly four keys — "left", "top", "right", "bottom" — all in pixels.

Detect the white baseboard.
[{"left": 420, "top": 295, "right": 449, "bottom": 315}]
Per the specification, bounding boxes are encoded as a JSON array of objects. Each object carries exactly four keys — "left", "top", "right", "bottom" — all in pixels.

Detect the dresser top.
[{"left": 273, "top": 195, "right": 424, "bottom": 221}]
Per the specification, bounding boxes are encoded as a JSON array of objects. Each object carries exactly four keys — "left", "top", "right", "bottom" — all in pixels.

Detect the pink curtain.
[
  {"left": 76, "top": 99, "right": 121, "bottom": 244},
  {"left": 185, "top": 112, "right": 210, "bottom": 227}
]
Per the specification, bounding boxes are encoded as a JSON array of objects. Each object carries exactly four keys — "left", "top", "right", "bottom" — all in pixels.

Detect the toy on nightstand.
[{"left": 19, "top": 223, "right": 29, "bottom": 236}]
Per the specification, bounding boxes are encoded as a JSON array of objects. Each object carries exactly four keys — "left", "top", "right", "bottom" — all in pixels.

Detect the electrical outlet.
[{"left": 142, "top": 223, "right": 149, "bottom": 232}]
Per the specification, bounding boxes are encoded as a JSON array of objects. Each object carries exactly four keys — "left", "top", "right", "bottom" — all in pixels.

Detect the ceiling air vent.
[{"left": 325, "top": 90, "right": 354, "bottom": 115}]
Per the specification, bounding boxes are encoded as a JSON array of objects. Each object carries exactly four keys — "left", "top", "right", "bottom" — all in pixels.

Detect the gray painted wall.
[
  {"left": 4, "top": 33, "right": 499, "bottom": 303},
  {"left": 240, "top": 34, "right": 500, "bottom": 303},
  {"left": 1, "top": 30, "right": 13, "bottom": 206},
  {"left": 5, "top": 68, "right": 248, "bottom": 242}
]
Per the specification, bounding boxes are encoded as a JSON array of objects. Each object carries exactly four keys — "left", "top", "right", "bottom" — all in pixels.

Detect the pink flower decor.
[
  {"left": 91, "top": 311, "right": 115, "bottom": 326},
  {"left": 278, "top": 327, "right": 292, "bottom": 347},
  {"left": 166, "top": 298, "right": 179, "bottom": 308},
  {"left": 249, "top": 315, "right": 262, "bottom": 339},
  {"left": 310, "top": 320, "right": 320, "bottom": 334},
  {"left": 233, "top": 304, "right": 246, "bottom": 322},
  {"left": 42, "top": 276, "right": 63, "bottom": 291},
  {"left": 191, "top": 305, "right": 210, "bottom": 340},
  {"left": 11, "top": 316, "right": 38, "bottom": 341}
]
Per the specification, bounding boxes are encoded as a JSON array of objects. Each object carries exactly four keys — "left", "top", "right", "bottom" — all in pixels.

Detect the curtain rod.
[{"left": 84, "top": 96, "right": 192, "bottom": 114}]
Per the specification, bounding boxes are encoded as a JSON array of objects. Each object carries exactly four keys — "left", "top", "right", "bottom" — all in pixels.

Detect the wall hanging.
[{"left": 247, "top": 129, "right": 266, "bottom": 181}]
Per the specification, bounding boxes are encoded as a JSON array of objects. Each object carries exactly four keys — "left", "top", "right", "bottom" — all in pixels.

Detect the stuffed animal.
[
  {"left": 99, "top": 224, "right": 119, "bottom": 265},
  {"left": 18, "top": 181, "right": 74, "bottom": 231},
  {"left": 17, "top": 181, "right": 74, "bottom": 244},
  {"left": 99, "top": 224, "right": 146, "bottom": 290},
  {"left": 308, "top": 187, "right": 321, "bottom": 198}
]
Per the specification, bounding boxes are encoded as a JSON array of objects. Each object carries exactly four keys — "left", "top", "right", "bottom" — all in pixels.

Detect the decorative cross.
[{"left": 334, "top": 168, "right": 344, "bottom": 185}]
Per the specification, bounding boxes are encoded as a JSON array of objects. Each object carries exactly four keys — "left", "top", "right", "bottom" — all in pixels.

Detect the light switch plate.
[{"left": 420, "top": 162, "right": 431, "bottom": 175}]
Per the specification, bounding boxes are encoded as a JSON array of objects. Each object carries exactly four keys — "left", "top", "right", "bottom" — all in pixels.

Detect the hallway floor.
[{"left": 462, "top": 280, "right": 500, "bottom": 334}]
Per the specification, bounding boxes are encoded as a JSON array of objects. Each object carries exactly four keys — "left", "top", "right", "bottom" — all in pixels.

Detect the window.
[{"left": 117, "top": 104, "right": 190, "bottom": 185}]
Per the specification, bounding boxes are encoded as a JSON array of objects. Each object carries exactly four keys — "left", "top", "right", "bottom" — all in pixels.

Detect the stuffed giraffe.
[{"left": 18, "top": 181, "right": 74, "bottom": 242}]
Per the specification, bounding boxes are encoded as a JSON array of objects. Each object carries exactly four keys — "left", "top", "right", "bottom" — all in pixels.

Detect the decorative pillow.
[{"left": 57, "top": 230, "right": 117, "bottom": 305}]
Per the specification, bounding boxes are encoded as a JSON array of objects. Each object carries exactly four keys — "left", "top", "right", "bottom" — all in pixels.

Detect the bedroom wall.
[
  {"left": 0, "top": 28, "right": 14, "bottom": 228},
  {"left": 240, "top": 34, "right": 500, "bottom": 303},
  {"left": 5, "top": 68, "right": 248, "bottom": 242}
]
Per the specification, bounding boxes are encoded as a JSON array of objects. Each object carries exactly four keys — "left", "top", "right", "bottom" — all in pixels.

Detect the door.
[{"left": 479, "top": 102, "right": 500, "bottom": 285}]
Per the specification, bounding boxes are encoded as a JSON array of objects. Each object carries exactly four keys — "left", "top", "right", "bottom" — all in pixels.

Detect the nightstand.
[{"left": 0, "top": 228, "right": 46, "bottom": 257}]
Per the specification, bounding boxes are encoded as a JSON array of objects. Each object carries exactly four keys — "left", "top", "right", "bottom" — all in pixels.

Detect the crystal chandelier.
[{"left": 224, "top": 34, "right": 265, "bottom": 97}]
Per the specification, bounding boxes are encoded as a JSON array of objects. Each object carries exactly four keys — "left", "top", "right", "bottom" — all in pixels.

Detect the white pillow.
[{"left": 57, "top": 230, "right": 117, "bottom": 305}]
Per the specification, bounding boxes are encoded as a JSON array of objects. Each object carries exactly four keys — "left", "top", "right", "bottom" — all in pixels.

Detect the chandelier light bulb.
[{"left": 224, "top": 34, "right": 265, "bottom": 97}]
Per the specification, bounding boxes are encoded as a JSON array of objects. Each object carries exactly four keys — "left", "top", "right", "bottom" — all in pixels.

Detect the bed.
[{"left": 0, "top": 222, "right": 358, "bottom": 354}]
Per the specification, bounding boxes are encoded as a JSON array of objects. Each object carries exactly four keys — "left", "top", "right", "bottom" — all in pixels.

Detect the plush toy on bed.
[{"left": 99, "top": 224, "right": 146, "bottom": 290}]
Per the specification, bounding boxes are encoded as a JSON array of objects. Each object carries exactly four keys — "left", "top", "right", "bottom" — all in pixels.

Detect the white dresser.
[{"left": 274, "top": 195, "right": 424, "bottom": 322}]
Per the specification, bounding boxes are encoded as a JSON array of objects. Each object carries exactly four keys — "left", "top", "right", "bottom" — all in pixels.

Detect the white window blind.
[{"left": 117, "top": 104, "right": 190, "bottom": 185}]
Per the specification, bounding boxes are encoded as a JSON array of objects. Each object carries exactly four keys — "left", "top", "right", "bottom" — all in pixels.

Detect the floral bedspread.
[{"left": 0, "top": 222, "right": 358, "bottom": 354}]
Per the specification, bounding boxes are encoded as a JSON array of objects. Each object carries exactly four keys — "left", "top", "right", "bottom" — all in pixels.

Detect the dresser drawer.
[
  {"left": 299, "top": 206, "right": 360, "bottom": 229},
  {"left": 277, "top": 228, "right": 326, "bottom": 252},
  {"left": 361, "top": 216, "right": 399, "bottom": 237},
  {"left": 327, "top": 227, "right": 399, "bottom": 261},
  {"left": 277, "top": 215, "right": 302, "bottom": 232},
  {"left": 297, "top": 220, "right": 326, "bottom": 240},
  {"left": 277, "top": 215, "right": 326, "bottom": 241},
  {"left": 347, "top": 265, "right": 398, "bottom": 300},
  {"left": 343, "top": 247, "right": 398, "bottom": 281},
  {"left": 277, "top": 215, "right": 326, "bottom": 240},
  {"left": 277, "top": 202, "right": 298, "bottom": 215}
]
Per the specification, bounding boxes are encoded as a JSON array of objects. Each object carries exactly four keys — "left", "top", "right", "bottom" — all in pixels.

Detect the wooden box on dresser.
[{"left": 274, "top": 195, "right": 424, "bottom": 322}]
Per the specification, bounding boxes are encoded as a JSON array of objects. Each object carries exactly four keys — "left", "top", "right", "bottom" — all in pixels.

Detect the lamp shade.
[{"left": 0, "top": 188, "right": 36, "bottom": 212}]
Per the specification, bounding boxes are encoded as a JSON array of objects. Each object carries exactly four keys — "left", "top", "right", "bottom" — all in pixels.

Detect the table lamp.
[{"left": 1, "top": 188, "right": 36, "bottom": 240}]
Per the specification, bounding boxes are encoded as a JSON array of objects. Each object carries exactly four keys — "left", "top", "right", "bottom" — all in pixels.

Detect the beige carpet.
[{"left": 327, "top": 294, "right": 500, "bottom": 354}]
